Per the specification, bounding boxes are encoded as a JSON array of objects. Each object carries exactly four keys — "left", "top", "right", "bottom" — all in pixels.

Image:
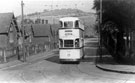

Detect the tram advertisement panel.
[{"left": 59, "top": 29, "right": 80, "bottom": 39}]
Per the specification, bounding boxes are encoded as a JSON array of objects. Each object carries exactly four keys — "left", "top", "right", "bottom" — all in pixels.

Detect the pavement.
[
  {"left": 0, "top": 49, "right": 57, "bottom": 70},
  {"left": 95, "top": 48, "right": 135, "bottom": 74},
  {"left": 85, "top": 37, "right": 135, "bottom": 74}
]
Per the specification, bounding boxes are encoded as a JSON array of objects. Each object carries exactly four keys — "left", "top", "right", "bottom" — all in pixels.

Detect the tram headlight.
[
  {"left": 75, "top": 39, "right": 79, "bottom": 47},
  {"left": 59, "top": 39, "right": 63, "bottom": 47}
]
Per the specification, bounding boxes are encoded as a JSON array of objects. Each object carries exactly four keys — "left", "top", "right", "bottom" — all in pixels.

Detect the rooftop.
[{"left": 0, "top": 13, "right": 15, "bottom": 33}]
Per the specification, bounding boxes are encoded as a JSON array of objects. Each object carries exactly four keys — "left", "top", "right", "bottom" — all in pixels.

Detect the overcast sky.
[{"left": 0, "top": 0, "right": 95, "bottom": 16}]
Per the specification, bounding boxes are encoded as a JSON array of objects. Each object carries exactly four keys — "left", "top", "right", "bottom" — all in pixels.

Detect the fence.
[{"left": 0, "top": 41, "right": 57, "bottom": 63}]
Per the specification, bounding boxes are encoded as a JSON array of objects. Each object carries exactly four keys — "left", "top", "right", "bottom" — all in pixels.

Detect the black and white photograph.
[{"left": 0, "top": 0, "right": 135, "bottom": 83}]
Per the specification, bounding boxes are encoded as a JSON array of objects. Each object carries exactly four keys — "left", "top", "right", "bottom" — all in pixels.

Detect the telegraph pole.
[
  {"left": 100, "top": 0, "right": 102, "bottom": 25},
  {"left": 99, "top": 0, "right": 102, "bottom": 59},
  {"left": 21, "top": 0, "right": 24, "bottom": 34},
  {"left": 99, "top": 0, "right": 102, "bottom": 42},
  {"left": 21, "top": 0, "right": 26, "bottom": 62}
]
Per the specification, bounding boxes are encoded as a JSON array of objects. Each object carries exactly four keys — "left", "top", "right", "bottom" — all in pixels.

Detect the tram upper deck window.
[
  {"left": 75, "top": 20, "right": 79, "bottom": 28},
  {"left": 64, "top": 21, "right": 73, "bottom": 28},
  {"left": 59, "top": 21, "right": 63, "bottom": 27}
]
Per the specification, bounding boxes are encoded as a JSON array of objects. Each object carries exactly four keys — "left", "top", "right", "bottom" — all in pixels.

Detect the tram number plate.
[
  {"left": 67, "top": 54, "right": 70, "bottom": 57},
  {"left": 67, "top": 51, "right": 71, "bottom": 57}
]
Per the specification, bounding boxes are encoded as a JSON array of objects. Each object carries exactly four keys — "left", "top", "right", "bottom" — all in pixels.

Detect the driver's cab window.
[{"left": 64, "top": 21, "right": 73, "bottom": 28}]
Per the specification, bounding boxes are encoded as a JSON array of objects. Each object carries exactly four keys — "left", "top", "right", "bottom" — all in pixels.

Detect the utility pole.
[
  {"left": 99, "top": 0, "right": 102, "bottom": 59},
  {"left": 21, "top": 1, "right": 24, "bottom": 33},
  {"left": 21, "top": 0, "right": 26, "bottom": 62},
  {"left": 50, "top": 0, "right": 54, "bottom": 24},
  {"left": 100, "top": 0, "right": 102, "bottom": 25},
  {"left": 99, "top": 0, "right": 102, "bottom": 43}
]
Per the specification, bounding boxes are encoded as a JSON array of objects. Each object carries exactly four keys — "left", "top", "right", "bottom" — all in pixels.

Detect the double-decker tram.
[{"left": 58, "top": 17, "right": 84, "bottom": 63}]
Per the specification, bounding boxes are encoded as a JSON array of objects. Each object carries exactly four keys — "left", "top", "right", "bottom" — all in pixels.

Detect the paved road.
[{"left": 0, "top": 38, "right": 135, "bottom": 83}]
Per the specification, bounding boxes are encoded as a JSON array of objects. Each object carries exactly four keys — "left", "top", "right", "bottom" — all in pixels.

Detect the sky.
[{"left": 0, "top": 0, "right": 95, "bottom": 16}]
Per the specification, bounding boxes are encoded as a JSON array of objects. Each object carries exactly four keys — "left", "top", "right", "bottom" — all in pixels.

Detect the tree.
[
  {"left": 23, "top": 19, "right": 34, "bottom": 24},
  {"left": 93, "top": 0, "right": 135, "bottom": 63},
  {"left": 93, "top": 0, "right": 135, "bottom": 31}
]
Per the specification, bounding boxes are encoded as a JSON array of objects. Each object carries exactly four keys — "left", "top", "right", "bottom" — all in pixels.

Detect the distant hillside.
[
  {"left": 20, "top": 8, "right": 91, "bottom": 17},
  {"left": 16, "top": 8, "right": 96, "bottom": 37},
  {"left": 16, "top": 8, "right": 95, "bottom": 24}
]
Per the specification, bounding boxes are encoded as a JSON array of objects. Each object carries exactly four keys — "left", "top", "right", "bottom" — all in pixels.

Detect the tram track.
[
  {"left": 20, "top": 69, "right": 48, "bottom": 83},
  {"left": 5, "top": 70, "right": 27, "bottom": 83},
  {"left": 20, "top": 71, "right": 28, "bottom": 83}
]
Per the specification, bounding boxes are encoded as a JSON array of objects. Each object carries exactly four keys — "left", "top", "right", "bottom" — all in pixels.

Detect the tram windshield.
[
  {"left": 64, "top": 21, "right": 73, "bottom": 28},
  {"left": 64, "top": 40, "right": 74, "bottom": 47}
]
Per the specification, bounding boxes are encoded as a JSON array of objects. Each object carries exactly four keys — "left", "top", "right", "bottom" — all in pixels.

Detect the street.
[{"left": 0, "top": 38, "right": 135, "bottom": 83}]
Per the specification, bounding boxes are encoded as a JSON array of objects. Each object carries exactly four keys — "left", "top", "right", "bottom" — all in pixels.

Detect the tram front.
[{"left": 58, "top": 17, "right": 84, "bottom": 62}]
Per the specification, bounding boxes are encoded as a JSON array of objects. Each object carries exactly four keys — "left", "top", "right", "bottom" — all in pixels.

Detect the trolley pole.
[{"left": 21, "top": 0, "right": 26, "bottom": 62}]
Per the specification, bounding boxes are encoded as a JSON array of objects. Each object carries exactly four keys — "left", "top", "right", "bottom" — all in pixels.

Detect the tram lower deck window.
[
  {"left": 59, "top": 39, "right": 63, "bottom": 47},
  {"left": 64, "top": 40, "right": 74, "bottom": 47}
]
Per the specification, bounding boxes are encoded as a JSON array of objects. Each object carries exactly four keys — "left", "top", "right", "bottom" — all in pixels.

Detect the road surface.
[{"left": 0, "top": 38, "right": 135, "bottom": 83}]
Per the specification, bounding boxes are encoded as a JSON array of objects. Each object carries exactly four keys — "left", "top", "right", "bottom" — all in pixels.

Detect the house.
[
  {"left": 24, "top": 24, "right": 33, "bottom": 43},
  {"left": 50, "top": 24, "right": 60, "bottom": 48},
  {"left": 0, "top": 13, "right": 19, "bottom": 62},
  {"left": 31, "top": 24, "right": 54, "bottom": 52}
]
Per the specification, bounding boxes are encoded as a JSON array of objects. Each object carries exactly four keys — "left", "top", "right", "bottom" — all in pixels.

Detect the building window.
[
  {"left": 9, "top": 27, "right": 14, "bottom": 43},
  {"left": 45, "top": 20, "right": 48, "bottom": 24},
  {"left": 42, "top": 19, "right": 44, "bottom": 24}
]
